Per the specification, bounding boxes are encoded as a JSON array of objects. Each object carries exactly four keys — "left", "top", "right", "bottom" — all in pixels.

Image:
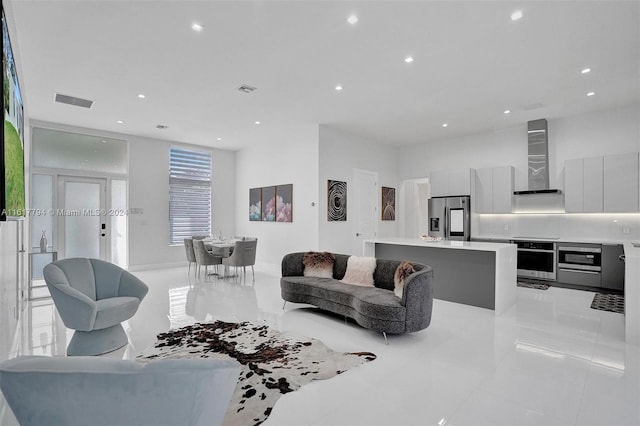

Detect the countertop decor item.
[
  {"left": 137, "top": 321, "right": 375, "bottom": 426},
  {"left": 39, "top": 230, "right": 47, "bottom": 252}
]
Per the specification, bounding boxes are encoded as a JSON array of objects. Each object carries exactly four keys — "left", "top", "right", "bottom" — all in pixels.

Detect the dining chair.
[
  {"left": 192, "top": 239, "right": 222, "bottom": 278},
  {"left": 192, "top": 235, "right": 207, "bottom": 240},
  {"left": 184, "top": 238, "right": 197, "bottom": 275},
  {"left": 222, "top": 239, "right": 257, "bottom": 284}
]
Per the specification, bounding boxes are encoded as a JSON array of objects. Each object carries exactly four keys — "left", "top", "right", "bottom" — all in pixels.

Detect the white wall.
[
  {"left": 318, "top": 125, "right": 399, "bottom": 255},
  {"left": 0, "top": 221, "right": 19, "bottom": 360},
  {"left": 128, "top": 137, "right": 235, "bottom": 268},
  {"left": 397, "top": 103, "right": 640, "bottom": 192},
  {"left": 234, "top": 125, "right": 320, "bottom": 265}
]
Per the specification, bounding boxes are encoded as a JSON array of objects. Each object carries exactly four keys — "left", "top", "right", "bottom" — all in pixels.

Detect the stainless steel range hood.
[{"left": 514, "top": 119, "right": 562, "bottom": 195}]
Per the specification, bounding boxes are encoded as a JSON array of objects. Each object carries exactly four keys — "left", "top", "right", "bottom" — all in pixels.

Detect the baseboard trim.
[{"left": 128, "top": 261, "right": 188, "bottom": 272}]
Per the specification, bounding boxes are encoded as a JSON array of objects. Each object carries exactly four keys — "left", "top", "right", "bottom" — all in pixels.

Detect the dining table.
[{"left": 204, "top": 239, "right": 239, "bottom": 277}]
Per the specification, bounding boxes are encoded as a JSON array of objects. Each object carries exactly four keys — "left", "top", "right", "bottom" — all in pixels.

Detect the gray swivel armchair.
[
  {"left": 222, "top": 239, "right": 257, "bottom": 284},
  {"left": 184, "top": 238, "right": 197, "bottom": 275},
  {"left": 193, "top": 239, "right": 223, "bottom": 278},
  {"left": 43, "top": 258, "right": 149, "bottom": 356}
]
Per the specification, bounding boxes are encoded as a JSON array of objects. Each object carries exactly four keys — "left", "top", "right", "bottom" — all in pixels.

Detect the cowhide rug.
[{"left": 136, "top": 321, "right": 376, "bottom": 426}]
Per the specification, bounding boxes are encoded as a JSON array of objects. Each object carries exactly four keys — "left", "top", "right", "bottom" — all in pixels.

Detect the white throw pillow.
[{"left": 341, "top": 256, "right": 377, "bottom": 287}]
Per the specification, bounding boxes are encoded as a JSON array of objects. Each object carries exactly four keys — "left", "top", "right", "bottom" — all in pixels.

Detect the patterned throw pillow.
[
  {"left": 303, "top": 252, "right": 336, "bottom": 278},
  {"left": 341, "top": 256, "right": 377, "bottom": 287},
  {"left": 394, "top": 261, "right": 415, "bottom": 299}
]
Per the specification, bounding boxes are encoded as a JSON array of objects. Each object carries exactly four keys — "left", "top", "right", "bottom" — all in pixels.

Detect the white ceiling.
[{"left": 7, "top": 1, "right": 640, "bottom": 151}]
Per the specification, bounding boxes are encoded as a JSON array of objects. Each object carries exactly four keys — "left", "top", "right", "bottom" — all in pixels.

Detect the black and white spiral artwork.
[
  {"left": 381, "top": 186, "right": 396, "bottom": 221},
  {"left": 327, "top": 180, "right": 347, "bottom": 221}
]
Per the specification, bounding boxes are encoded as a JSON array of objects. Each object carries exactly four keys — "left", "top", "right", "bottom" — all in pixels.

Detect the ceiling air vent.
[
  {"left": 54, "top": 93, "right": 94, "bottom": 109},
  {"left": 236, "top": 84, "right": 257, "bottom": 94}
]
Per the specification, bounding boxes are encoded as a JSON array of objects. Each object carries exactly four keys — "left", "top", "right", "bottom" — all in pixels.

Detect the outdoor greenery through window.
[{"left": 169, "top": 147, "right": 212, "bottom": 245}]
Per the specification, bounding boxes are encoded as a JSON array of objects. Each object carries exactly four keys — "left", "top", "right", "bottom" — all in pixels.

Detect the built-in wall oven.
[
  {"left": 557, "top": 244, "right": 602, "bottom": 287},
  {"left": 514, "top": 240, "right": 557, "bottom": 281}
]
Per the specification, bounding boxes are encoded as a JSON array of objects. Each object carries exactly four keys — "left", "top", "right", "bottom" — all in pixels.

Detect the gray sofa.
[{"left": 281, "top": 253, "right": 434, "bottom": 339}]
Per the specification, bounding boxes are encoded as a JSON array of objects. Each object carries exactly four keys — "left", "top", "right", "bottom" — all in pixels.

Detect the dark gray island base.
[
  {"left": 364, "top": 238, "right": 517, "bottom": 314},
  {"left": 376, "top": 243, "right": 495, "bottom": 310}
]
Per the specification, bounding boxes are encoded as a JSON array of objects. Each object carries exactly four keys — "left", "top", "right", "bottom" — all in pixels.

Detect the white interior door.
[
  {"left": 353, "top": 169, "right": 378, "bottom": 255},
  {"left": 57, "top": 176, "right": 107, "bottom": 260}
]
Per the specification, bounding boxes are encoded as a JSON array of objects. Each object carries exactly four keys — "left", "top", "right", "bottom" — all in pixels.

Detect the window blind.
[{"left": 169, "top": 147, "right": 212, "bottom": 245}]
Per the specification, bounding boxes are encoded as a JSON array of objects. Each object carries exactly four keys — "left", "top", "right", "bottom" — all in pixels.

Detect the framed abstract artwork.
[
  {"left": 381, "top": 186, "right": 395, "bottom": 221},
  {"left": 249, "top": 183, "right": 294, "bottom": 222},
  {"left": 261, "top": 186, "right": 276, "bottom": 221},
  {"left": 249, "top": 187, "right": 262, "bottom": 221},
  {"left": 327, "top": 180, "right": 347, "bottom": 221},
  {"left": 275, "top": 184, "right": 293, "bottom": 222}
]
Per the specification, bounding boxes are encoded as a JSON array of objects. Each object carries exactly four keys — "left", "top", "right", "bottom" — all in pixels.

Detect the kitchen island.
[{"left": 363, "top": 238, "right": 517, "bottom": 314}]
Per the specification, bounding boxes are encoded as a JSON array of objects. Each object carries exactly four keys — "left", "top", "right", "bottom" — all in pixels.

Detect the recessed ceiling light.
[
  {"left": 116, "top": 120, "right": 124, "bottom": 124},
  {"left": 511, "top": 10, "right": 523, "bottom": 21},
  {"left": 587, "top": 91, "right": 595, "bottom": 96},
  {"left": 404, "top": 56, "right": 414, "bottom": 63},
  {"left": 217, "top": 137, "right": 222, "bottom": 141},
  {"left": 255, "top": 121, "right": 261, "bottom": 125},
  {"left": 137, "top": 93, "right": 146, "bottom": 99},
  {"left": 191, "top": 23, "right": 204, "bottom": 32},
  {"left": 581, "top": 68, "right": 591, "bottom": 74},
  {"left": 335, "top": 85, "right": 343, "bottom": 91},
  {"left": 347, "top": 15, "right": 358, "bottom": 25},
  {"left": 101, "top": 140, "right": 107, "bottom": 144},
  {"left": 504, "top": 110, "right": 511, "bottom": 114},
  {"left": 442, "top": 123, "right": 448, "bottom": 128}
]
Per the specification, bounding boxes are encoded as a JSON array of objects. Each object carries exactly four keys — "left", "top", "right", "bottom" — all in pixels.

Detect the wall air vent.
[
  {"left": 54, "top": 93, "right": 94, "bottom": 109},
  {"left": 236, "top": 84, "right": 257, "bottom": 94},
  {"left": 156, "top": 124, "right": 169, "bottom": 129}
]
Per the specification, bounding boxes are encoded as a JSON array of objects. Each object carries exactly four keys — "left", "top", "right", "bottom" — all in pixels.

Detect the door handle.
[{"left": 356, "top": 233, "right": 361, "bottom": 237}]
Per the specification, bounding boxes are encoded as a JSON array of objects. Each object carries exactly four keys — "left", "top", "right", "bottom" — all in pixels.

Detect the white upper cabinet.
[
  {"left": 474, "top": 168, "right": 493, "bottom": 213},
  {"left": 449, "top": 169, "right": 472, "bottom": 196},
  {"left": 429, "top": 170, "right": 450, "bottom": 197},
  {"left": 564, "top": 156, "right": 603, "bottom": 213},
  {"left": 474, "top": 166, "right": 514, "bottom": 213},
  {"left": 564, "top": 158, "right": 584, "bottom": 213},
  {"left": 583, "top": 156, "right": 604, "bottom": 212},
  {"left": 566, "top": 153, "right": 639, "bottom": 213},
  {"left": 492, "top": 166, "right": 515, "bottom": 213},
  {"left": 604, "top": 153, "right": 639, "bottom": 212},
  {"left": 430, "top": 169, "right": 472, "bottom": 197}
]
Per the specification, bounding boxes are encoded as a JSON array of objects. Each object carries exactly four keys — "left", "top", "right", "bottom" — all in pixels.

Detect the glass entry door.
[{"left": 57, "top": 176, "right": 107, "bottom": 260}]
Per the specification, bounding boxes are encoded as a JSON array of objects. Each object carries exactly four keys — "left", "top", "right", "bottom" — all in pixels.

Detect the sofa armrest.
[
  {"left": 402, "top": 266, "right": 434, "bottom": 332},
  {"left": 281, "top": 252, "right": 306, "bottom": 277}
]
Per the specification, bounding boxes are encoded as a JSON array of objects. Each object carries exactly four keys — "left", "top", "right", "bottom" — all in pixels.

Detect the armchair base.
[{"left": 68, "top": 324, "right": 128, "bottom": 356}]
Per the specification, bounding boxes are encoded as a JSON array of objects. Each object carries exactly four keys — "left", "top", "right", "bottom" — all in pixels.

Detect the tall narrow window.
[{"left": 169, "top": 147, "right": 212, "bottom": 244}]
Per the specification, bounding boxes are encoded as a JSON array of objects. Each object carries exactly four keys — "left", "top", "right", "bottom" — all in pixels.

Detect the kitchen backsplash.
[{"left": 474, "top": 213, "right": 640, "bottom": 242}]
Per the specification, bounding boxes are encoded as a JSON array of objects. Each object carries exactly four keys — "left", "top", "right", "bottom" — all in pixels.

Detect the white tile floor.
[{"left": 2, "top": 264, "right": 639, "bottom": 426}]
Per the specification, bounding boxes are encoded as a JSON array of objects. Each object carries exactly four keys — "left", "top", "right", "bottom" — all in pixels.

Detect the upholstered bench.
[{"left": 280, "top": 252, "right": 434, "bottom": 341}]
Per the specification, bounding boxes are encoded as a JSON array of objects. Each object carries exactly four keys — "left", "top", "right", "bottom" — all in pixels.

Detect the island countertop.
[{"left": 363, "top": 237, "right": 514, "bottom": 254}]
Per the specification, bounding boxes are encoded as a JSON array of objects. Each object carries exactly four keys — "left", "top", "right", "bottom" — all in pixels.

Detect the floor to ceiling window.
[{"left": 168, "top": 147, "right": 212, "bottom": 245}]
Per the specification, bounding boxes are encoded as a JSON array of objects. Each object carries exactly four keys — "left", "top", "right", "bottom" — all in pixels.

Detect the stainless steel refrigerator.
[{"left": 427, "top": 196, "right": 471, "bottom": 241}]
